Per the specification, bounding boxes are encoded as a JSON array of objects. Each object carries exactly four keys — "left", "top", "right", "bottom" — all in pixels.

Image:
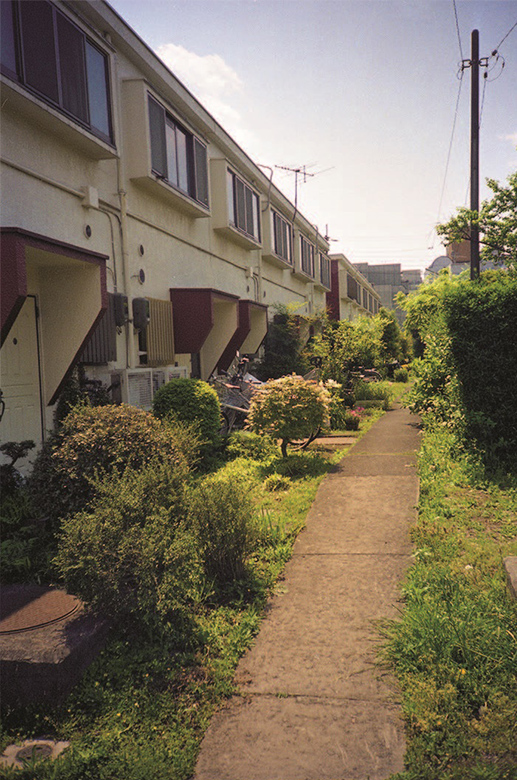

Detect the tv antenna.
[
  {"left": 274, "top": 164, "right": 334, "bottom": 220},
  {"left": 275, "top": 165, "right": 315, "bottom": 211}
]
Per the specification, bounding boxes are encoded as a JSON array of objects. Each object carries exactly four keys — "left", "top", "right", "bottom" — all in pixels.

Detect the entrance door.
[{"left": 0, "top": 296, "right": 44, "bottom": 451}]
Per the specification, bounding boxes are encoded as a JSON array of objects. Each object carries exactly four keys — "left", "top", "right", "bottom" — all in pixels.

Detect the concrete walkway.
[{"left": 194, "top": 403, "right": 421, "bottom": 780}]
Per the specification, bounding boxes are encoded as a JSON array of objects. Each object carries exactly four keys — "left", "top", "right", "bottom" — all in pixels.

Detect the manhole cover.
[
  {"left": 16, "top": 743, "right": 54, "bottom": 761},
  {"left": 0, "top": 740, "right": 70, "bottom": 768},
  {"left": 0, "top": 585, "right": 81, "bottom": 634}
]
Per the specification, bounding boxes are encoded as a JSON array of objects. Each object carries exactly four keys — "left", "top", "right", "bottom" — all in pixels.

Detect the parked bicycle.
[{"left": 210, "top": 355, "right": 259, "bottom": 435}]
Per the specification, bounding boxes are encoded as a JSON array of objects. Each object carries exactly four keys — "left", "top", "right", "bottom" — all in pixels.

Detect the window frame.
[
  {"left": 227, "top": 169, "right": 261, "bottom": 243},
  {"left": 319, "top": 252, "right": 331, "bottom": 288},
  {"left": 272, "top": 210, "right": 293, "bottom": 264},
  {"left": 300, "top": 235, "right": 315, "bottom": 278},
  {"left": 148, "top": 94, "right": 209, "bottom": 209},
  {"left": 1, "top": 0, "right": 113, "bottom": 145}
]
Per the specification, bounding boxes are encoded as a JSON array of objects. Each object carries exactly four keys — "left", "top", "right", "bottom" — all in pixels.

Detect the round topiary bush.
[
  {"left": 247, "top": 375, "right": 330, "bottom": 456},
  {"left": 29, "top": 404, "right": 191, "bottom": 526},
  {"left": 152, "top": 378, "right": 221, "bottom": 446}
]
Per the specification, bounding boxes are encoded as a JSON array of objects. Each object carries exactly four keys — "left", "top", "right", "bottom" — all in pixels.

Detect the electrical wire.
[
  {"left": 436, "top": 71, "right": 465, "bottom": 226},
  {"left": 492, "top": 20, "right": 517, "bottom": 55},
  {"left": 479, "top": 72, "right": 488, "bottom": 129},
  {"left": 452, "top": 0, "right": 464, "bottom": 61}
]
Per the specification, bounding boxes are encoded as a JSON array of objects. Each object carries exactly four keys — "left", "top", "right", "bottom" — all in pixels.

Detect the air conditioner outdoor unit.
[
  {"left": 166, "top": 366, "right": 188, "bottom": 380},
  {"left": 152, "top": 366, "right": 189, "bottom": 395},
  {"left": 111, "top": 369, "right": 153, "bottom": 410}
]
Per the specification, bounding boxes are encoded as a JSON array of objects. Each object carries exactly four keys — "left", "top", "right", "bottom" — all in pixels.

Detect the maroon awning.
[{"left": 218, "top": 300, "right": 268, "bottom": 371}]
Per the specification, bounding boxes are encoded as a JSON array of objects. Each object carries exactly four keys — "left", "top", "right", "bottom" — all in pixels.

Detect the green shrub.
[
  {"left": 189, "top": 474, "right": 259, "bottom": 586},
  {"left": 226, "top": 430, "right": 277, "bottom": 461},
  {"left": 247, "top": 375, "right": 330, "bottom": 457},
  {"left": 271, "top": 451, "right": 330, "bottom": 479},
  {"left": 393, "top": 367, "right": 409, "bottom": 383},
  {"left": 344, "top": 410, "right": 360, "bottom": 430},
  {"left": 0, "top": 490, "right": 50, "bottom": 583},
  {"left": 29, "top": 404, "right": 192, "bottom": 526},
  {"left": 263, "top": 473, "right": 292, "bottom": 492},
  {"left": 353, "top": 379, "right": 391, "bottom": 410},
  {"left": 54, "top": 462, "right": 199, "bottom": 633},
  {"left": 152, "top": 378, "right": 221, "bottom": 446},
  {"left": 442, "top": 275, "right": 517, "bottom": 470}
]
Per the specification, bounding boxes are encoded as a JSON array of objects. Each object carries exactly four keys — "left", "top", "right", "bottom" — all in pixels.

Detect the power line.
[
  {"left": 452, "top": 0, "right": 464, "bottom": 60},
  {"left": 435, "top": 70, "right": 465, "bottom": 226},
  {"left": 492, "top": 20, "right": 517, "bottom": 54}
]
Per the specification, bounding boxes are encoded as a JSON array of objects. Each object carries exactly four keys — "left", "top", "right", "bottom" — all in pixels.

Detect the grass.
[
  {"left": 381, "top": 428, "right": 517, "bottom": 780},
  {"left": 1, "top": 409, "right": 383, "bottom": 779}
]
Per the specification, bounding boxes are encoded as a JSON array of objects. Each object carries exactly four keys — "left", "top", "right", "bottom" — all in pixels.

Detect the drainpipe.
[
  {"left": 117, "top": 160, "right": 134, "bottom": 369},
  {"left": 112, "top": 47, "right": 134, "bottom": 369}
]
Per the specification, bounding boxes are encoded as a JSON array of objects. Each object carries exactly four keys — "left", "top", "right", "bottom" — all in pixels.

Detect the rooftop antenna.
[{"left": 274, "top": 164, "right": 316, "bottom": 220}]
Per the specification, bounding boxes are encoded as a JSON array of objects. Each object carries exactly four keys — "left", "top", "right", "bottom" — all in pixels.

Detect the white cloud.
[
  {"left": 156, "top": 43, "right": 260, "bottom": 155},
  {"left": 156, "top": 43, "right": 242, "bottom": 119}
]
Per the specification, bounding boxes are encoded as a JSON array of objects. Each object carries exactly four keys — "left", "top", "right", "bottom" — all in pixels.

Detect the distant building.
[
  {"left": 327, "top": 254, "right": 381, "bottom": 321},
  {"left": 425, "top": 241, "right": 501, "bottom": 279},
  {"left": 351, "top": 263, "right": 422, "bottom": 325}
]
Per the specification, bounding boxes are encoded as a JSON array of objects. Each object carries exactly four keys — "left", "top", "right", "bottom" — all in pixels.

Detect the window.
[
  {"left": 1, "top": 0, "right": 113, "bottom": 143},
  {"left": 148, "top": 95, "right": 209, "bottom": 208},
  {"left": 272, "top": 210, "right": 292, "bottom": 263},
  {"left": 227, "top": 170, "right": 261, "bottom": 242},
  {"left": 300, "top": 236, "right": 315, "bottom": 277},
  {"left": 347, "top": 274, "right": 358, "bottom": 302},
  {"left": 319, "top": 253, "right": 331, "bottom": 288}
]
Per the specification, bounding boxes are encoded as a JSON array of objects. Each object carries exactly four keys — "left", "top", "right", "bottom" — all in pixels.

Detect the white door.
[{"left": 0, "top": 296, "right": 44, "bottom": 451}]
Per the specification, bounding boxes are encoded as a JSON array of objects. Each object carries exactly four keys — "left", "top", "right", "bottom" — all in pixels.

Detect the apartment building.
[
  {"left": 327, "top": 254, "right": 381, "bottom": 321},
  {"left": 0, "top": 0, "right": 334, "bottom": 450},
  {"left": 352, "top": 262, "right": 422, "bottom": 325}
]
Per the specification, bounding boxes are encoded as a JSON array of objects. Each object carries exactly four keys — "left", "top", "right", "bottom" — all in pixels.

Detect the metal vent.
[{"left": 146, "top": 298, "right": 175, "bottom": 366}]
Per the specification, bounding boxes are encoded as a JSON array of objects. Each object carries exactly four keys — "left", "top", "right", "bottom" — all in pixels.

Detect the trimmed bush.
[
  {"left": 29, "top": 404, "right": 192, "bottom": 526},
  {"left": 54, "top": 463, "right": 199, "bottom": 633},
  {"left": 189, "top": 474, "right": 258, "bottom": 585},
  {"left": 247, "top": 375, "right": 330, "bottom": 457},
  {"left": 353, "top": 379, "right": 391, "bottom": 410},
  {"left": 226, "top": 430, "right": 277, "bottom": 461},
  {"left": 152, "top": 378, "right": 221, "bottom": 446},
  {"left": 393, "top": 367, "right": 409, "bottom": 383},
  {"left": 442, "top": 275, "right": 517, "bottom": 470}
]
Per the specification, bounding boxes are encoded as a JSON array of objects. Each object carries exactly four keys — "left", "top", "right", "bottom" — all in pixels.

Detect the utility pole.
[
  {"left": 462, "top": 30, "right": 488, "bottom": 280},
  {"left": 470, "top": 29, "right": 480, "bottom": 280}
]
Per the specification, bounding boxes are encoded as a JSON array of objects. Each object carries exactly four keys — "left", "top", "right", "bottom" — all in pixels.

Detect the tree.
[
  {"left": 247, "top": 375, "right": 330, "bottom": 457},
  {"left": 436, "top": 170, "right": 517, "bottom": 269}
]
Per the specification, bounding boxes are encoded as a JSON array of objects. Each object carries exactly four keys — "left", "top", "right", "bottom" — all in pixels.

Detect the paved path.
[{"left": 194, "top": 404, "right": 421, "bottom": 780}]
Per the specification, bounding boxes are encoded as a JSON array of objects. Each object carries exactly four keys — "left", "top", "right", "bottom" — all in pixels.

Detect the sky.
[{"left": 107, "top": 0, "right": 517, "bottom": 272}]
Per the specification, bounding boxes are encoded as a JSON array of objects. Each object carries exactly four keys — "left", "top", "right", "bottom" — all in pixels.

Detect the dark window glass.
[
  {"left": 273, "top": 211, "right": 292, "bottom": 262},
  {"left": 194, "top": 138, "right": 209, "bottom": 207},
  {"left": 245, "top": 187, "right": 254, "bottom": 236},
  {"left": 176, "top": 126, "right": 188, "bottom": 192},
  {"left": 235, "top": 177, "right": 246, "bottom": 232},
  {"left": 227, "top": 170, "right": 259, "bottom": 239},
  {"left": 20, "top": 0, "right": 59, "bottom": 103},
  {"left": 85, "top": 41, "right": 111, "bottom": 138},
  {"left": 149, "top": 96, "right": 167, "bottom": 177},
  {"left": 57, "top": 11, "right": 88, "bottom": 122},
  {"left": 301, "top": 237, "right": 314, "bottom": 276},
  {"left": 9, "top": 0, "right": 112, "bottom": 142},
  {"left": 149, "top": 95, "right": 208, "bottom": 206},
  {"left": 1, "top": 1, "right": 18, "bottom": 75}
]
